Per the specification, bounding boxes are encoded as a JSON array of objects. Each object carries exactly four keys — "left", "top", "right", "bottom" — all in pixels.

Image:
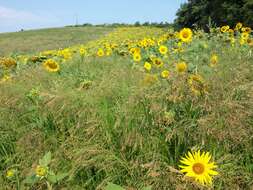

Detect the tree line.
[{"left": 174, "top": 0, "right": 253, "bottom": 29}]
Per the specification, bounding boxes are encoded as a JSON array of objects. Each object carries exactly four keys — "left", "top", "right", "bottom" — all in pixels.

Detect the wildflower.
[
  {"left": 235, "top": 22, "right": 243, "bottom": 31},
  {"left": 241, "top": 32, "right": 249, "bottom": 40},
  {"left": 61, "top": 49, "right": 72, "bottom": 60},
  {"left": 159, "top": 45, "right": 168, "bottom": 55},
  {"left": 221, "top": 25, "right": 230, "bottom": 33},
  {"left": 129, "top": 47, "right": 141, "bottom": 55},
  {"left": 247, "top": 38, "right": 253, "bottom": 46},
  {"left": 179, "top": 150, "right": 218, "bottom": 186},
  {"left": 80, "top": 48, "right": 87, "bottom": 56},
  {"left": 188, "top": 74, "right": 206, "bottom": 95},
  {"left": 242, "top": 27, "right": 251, "bottom": 33},
  {"left": 97, "top": 49, "right": 105, "bottom": 57},
  {"left": 152, "top": 58, "right": 164, "bottom": 68},
  {"left": 179, "top": 28, "right": 193, "bottom": 43},
  {"left": 35, "top": 165, "right": 47, "bottom": 178},
  {"left": 210, "top": 54, "right": 218, "bottom": 67},
  {"left": 6, "top": 169, "right": 16, "bottom": 179},
  {"left": 144, "top": 62, "right": 152, "bottom": 71},
  {"left": 161, "top": 70, "right": 170, "bottom": 79},
  {"left": 0, "top": 57, "right": 17, "bottom": 68},
  {"left": 176, "top": 62, "right": 187, "bottom": 73},
  {"left": 133, "top": 53, "right": 142, "bottom": 62},
  {"left": 43, "top": 59, "right": 60, "bottom": 72}
]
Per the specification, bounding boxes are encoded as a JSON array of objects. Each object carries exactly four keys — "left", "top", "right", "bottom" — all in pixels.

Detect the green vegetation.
[
  {"left": 0, "top": 26, "right": 253, "bottom": 189},
  {"left": 175, "top": 0, "right": 253, "bottom": 29},
  {"left": 0, "top": 26, "right": 113, "bottom": 56}
]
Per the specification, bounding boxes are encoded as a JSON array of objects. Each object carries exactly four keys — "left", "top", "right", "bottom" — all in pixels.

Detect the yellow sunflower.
[
  {"left": 235, "top": 22, "right": 242, "bottom": 31},
  {"left": 210, "top": 54, "right": 218, "bottom": 67},
  {"left": 179, "top": 150, "right": 218, "bottom": 186},
  {"left": 152, "top": 57, "right": 164, "bottom": 68},
  {"left": 179, "top": 28, "right": 193, "bottom": 43},
  {"left": 6, "top": 169, "right": 16, "bottom": 179},
  {"left": 247, "top": 38, "right": 253, "bottom": 46},
  {"left": 220, "top": 25, "right": 230, "bottom": 33},
  {"left": 43, "top": 59, "right": 60, "bottom": 72},
  {"left": 176, "top": 62, "right": 187, "bottom": 73},
  {"left": 0, "top": 57, "right": 17, "bottom": 68},
  {"left": 242, "top": 27, "right": 251, "bottom": 33},
  {"left": 133, "top": 53, "right": 142, "bottom": 62},
  {"left": 35, "top": 165, "right": 48, "bottom": 178},
  {"left": 97, "top": 49, "right": 105, "bottom": 57},
  {"left": 188, "top": 74, "right": 206, "bottom": 95},
  {"left": 80, "top": 48, "right": 87, "bottom": 56},
  {"left": 159, "top": 45, "right": 168, "bottom": 55},
  {"left": 241, "top": 32, "right": 249, "bottom": 40},
  {"left": 144, "top": 62, "right": 152, "bottom": 71},
  {"left": 161, "top": 70, "right": 170, "bottom": 79}
]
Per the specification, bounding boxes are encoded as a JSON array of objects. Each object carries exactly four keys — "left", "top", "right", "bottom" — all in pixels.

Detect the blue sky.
[{"left": 0, "top": 0, "right": 186, "bottom": 33}]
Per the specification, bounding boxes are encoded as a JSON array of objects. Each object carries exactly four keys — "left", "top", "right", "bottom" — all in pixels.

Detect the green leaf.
[
  {"left": 105, "top": 183, "right": 125, "bottom": 190},
  {"left": 39, "top": 152, "right": 52, "bottom": 166},
  {"left": 56, "top": 172, "right": 68, "bottom": 181},
  {"left": 23, "top": 174, "right": 39, "bottom": 185},
  {"left": 142, "top": 186, "right": 152, "bottom": 190},
  {"left": 47, "top": 173, "right": 57, "bottom": 184}
]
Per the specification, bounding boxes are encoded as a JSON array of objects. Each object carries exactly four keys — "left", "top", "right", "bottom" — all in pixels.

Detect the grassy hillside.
[
  {"left": 0, "top": 26, "right": 253, "bottom": 190},
  {"left": 0, "top": 26, "right": 113, "bottom": 56}
]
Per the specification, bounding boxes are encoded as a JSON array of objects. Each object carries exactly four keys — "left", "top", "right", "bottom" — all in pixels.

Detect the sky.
[{"left": 0, "top": 0, "right": 187, "bottom": 33}]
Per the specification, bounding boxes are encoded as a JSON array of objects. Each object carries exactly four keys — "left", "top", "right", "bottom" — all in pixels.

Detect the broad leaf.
[{"left": 39, "top": 152, "right": 52, "bottom": 166}]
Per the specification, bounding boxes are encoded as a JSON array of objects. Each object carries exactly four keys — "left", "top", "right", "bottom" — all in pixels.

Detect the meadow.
[{"left": 0, "top": 25, "right": 253, "bottom": 190}]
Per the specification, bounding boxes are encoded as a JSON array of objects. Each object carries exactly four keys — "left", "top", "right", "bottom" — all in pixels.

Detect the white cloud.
[{"left": 0, "top": 6, "right": 61, "bottom": 32}]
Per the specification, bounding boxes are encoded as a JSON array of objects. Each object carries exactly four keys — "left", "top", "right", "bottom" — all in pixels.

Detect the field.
[
  {"left": 0, "top": 27, "right": 113, "bottom": 56},
  {"left": 0, "top": 25, "right": 253, "bottom": 190}
]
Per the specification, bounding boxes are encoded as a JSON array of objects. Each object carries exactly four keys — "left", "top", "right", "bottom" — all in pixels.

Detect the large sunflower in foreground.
[
  {"left": 179, "top": 28, "right": 193, "bottom": 43},
  {"left": 179, "top": 150, "right": 218, "bottom": 186},
  {"left": 43, "top": 59, "right": 60, "bottom": 72}
]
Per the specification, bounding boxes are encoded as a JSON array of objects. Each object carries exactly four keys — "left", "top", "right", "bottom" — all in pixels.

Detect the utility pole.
[{"left": 75, "top": 14, "right": 79, "bottom": 26}]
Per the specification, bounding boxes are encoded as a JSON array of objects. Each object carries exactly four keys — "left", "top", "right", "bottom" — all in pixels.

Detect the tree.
[{"left": 174, "top": 0, "right": 253, "bottom": 29}]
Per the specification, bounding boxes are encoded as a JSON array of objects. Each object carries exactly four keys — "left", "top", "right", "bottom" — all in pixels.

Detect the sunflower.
[
  {"left": 210, "top": 54, "right": 218, "bottom": 67},
  {"left": 144, "top": 62, "right": 152, "bottom": 71},
  {"left": 0, "top": 57, "right": 17, "bottom": 68},
  {"left": 188, "top": 74, "right": 206, "bottom": 95},
  {"left": 179, "top": 150, "right": 218, "bottom": 186},
  {"left": 242, "top": 27, "right": 251, "bottom": 33},
  {"left": 6, "top": 169, "right": 16, "bottom": 179},
  {"left": 176, "top": 62, "right": 187, "bottom": 73},
  {"left": 97, "top": 49, "right": 105, "bottom": 57},
  {"left": 161, "top": 70, "right": 170, "bottom": 78},
  {"left": 247, "top": 38, "right": 253, "bottom": 46},
  {"left": 159, "top": 45, "right": 168, "bottom": 55},
  {"left": 133, "top": 53, "right": 142, "bottom": 62},
  {"left": 43, "top": 59, "right": 60, "bottom": 72},
  {"left": 80, "top": 48, "right": 87, "bottom": 56},
  {"left": 241, "top": 32, "right": 249, "bottom": 40},
  {"left": 179, "top": 28, "right": 193, "bottom": 43},
  {"left": 35, "top": 165, "right": 47, "bottom": 178},
  {"left": 221, "top": 25, "right": 230, "bottom": 33},
  {"left": 152, "top": 57, "right": 164, "bottom": 68},
  {"left": 235, "top": 22, "right": 243, "bottom": 31}
]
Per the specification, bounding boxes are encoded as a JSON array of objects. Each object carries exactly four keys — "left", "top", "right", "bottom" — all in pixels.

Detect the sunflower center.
[
  {"left": 182, "top": 32, "right": 189, "bottom": 38},
  {"left": 48, "top": 63, "right": 57, "bottom": 69},
  {"left": 192, "top": 163, "right": 205, "bottom": 175}
]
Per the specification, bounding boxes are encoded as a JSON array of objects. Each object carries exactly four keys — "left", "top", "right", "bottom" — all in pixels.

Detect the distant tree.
[
  {"left": 175, "top": 0, "right": 253, "bottom": 29},
  {"left": 134, "top": 21, "right": 141, "bottom": 27}
]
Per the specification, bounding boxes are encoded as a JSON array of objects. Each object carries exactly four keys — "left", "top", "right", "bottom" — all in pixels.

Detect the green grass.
[
  {"left": 0, "top": 26, "right": 113, "bottom": 56},
  {"left": 0, "top": 28, "right": 253, "bottom": 190}
]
